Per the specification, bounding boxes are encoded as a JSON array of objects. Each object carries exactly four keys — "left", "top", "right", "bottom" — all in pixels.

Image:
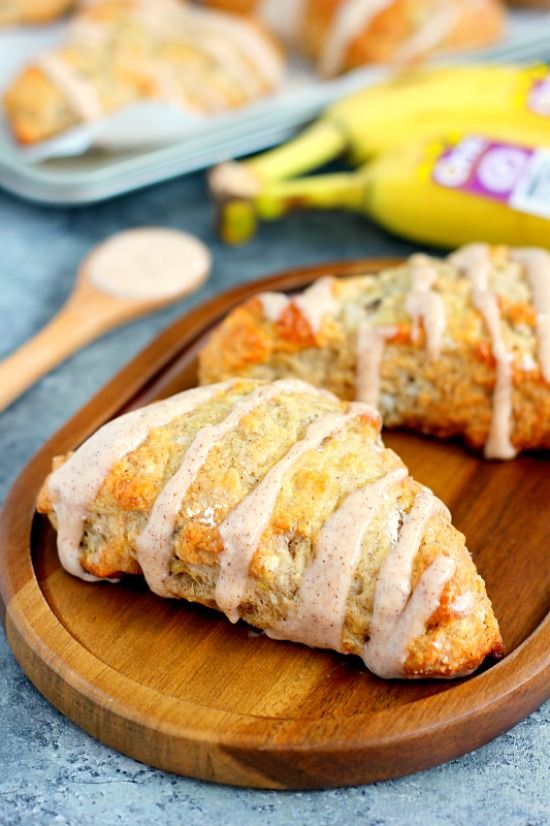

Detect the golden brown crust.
[
  {"left": 0, "top": 0, "right": 74, "bottom": 27},
  {"left": 199, "top": 248, "right": 550, "bottom": 456},
  {"left": 38, "top": 379, "right": 502, "bottom": 679},
  {"left": 505, "top": 0, "right": 550, "bottom": 6},
  {"left": 4, "top": 66, "right": 80, "bottom": 145},
  {"left": 201, "top": 0, "right": 258, "bottom": 12}
]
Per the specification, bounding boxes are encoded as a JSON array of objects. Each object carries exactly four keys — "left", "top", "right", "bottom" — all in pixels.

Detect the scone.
[
  {"left": 301, "top": 0, "right": 505, "bottom": 76},
  {"left": 37, "top": 377, "right": 503, "bottom": 680},
  {"left": 0, "top": 0, "right": 74, "bottom": 26},
  {"left": 201, "top": 0, "right": 505, "bottom": 75},
  {"left": 199, "top": 244, "right": 550, "bottom": 459},
  {"left": 4, "top": 0, "right": 284, "bottom": 144}
]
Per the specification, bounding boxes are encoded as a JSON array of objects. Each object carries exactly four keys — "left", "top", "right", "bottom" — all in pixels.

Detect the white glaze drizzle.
[
  {"left": 259, "top": 277, "right": 337, "bottom": 331},
  {"left": 365, "top": 554, "right": 456, "bottom": 677},
  {"left": 393, "top": 0, "right": 459, "bottom": 64},
  {"left": 450, "top": 244, "right": 516, "bottom": 460},
  {"left": 39, "top": 53, "right": 102, "bottom": 122},
  {"left": 355, "top": 322, "right": 398, "bottom": 408},
  {"left": 319, "top": 0, "right": 393, "bottom": 76},
  {"left": 136, "top": 379, "right": 326, "bottom": 597},
  {"left": 266, "top": 467, "right": 407, "bottom": 651},
  {"left": 194, "top": 32, "right": 264, "bottom": 98},
  {"left": 293, "top": 276, "right": 338, "bottom": 334},
  {"left": 147, "top": 63, "right": 201, "bottom": 111},
  {"left": 189, "top": 6, "right": 284, "bottom": 87},
  {"left": 511, "top": 247, "right": 550, "bottom": 383},
  {"left": 363, "top": 489, "right": 454, "bottom": 678},
  {"left": 140, "top": 2, "right": 283, "bottom": 88},
  {"left": 405, "top": 254, "right": 446, "bottom": 358},
  {"left": 216, "top": 403, "right": 369, "bottom": 622},
  {"left": 48, "top": 383, "right": 228, "bottom": 582},
  {"left": 258, "top": 291, "right": 290, "bottom": 323},
  {"left": 258, "top": 0, "right": 307, "bottom": 44}
]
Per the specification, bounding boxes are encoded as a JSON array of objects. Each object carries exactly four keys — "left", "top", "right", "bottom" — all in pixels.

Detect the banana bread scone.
[
  {"left": 199, "top": 244, "right": 550, "bottom": 459},
  {"left": 4, "top": 0, "right": 284, "bottom": 144},
  {"left": 37, "top": 378, "right": 503, "bottom": 679},
  {"left": 301, "top": 0, "right": 505, "bottom": 76},
  {"left": 0, "top": 0, "right": 74, "bottom": 26}
]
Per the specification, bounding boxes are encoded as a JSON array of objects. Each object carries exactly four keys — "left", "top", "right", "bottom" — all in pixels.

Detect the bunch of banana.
[{"left": 209, "top": 63, "right": 550, "bottom": 246}]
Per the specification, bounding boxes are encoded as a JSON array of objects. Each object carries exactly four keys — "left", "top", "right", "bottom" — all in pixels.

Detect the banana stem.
[
  {"left": 218, "top": 169, "right": 367, "bottom": 243},
  {"left": 246, "top": 119, "right": 348, "bottom": 183},
  {"left": 256, "top": 171, "right": 366, "bottom": 218},
  {"left": 210, "top": 119, "right": 350, "bottom": 244}
]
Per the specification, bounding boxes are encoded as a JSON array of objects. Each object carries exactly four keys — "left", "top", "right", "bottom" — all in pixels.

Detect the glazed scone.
[
  {"left": 199, "top": 244, "right": 550, "bottom": 459},
  {"left": 0, "top": 0, "right": 74, "bottom": 26},
  {"left": 201, "top": 0, "right": 505, "bottom": 75},
  {"left": 302, "top": 0, "right": 505, "bottom": 76},
  {"left": 3, "top": 0, "right": 284, "bottom": 144},
  {"left": 37, "top": 378, "right": 503, "bottom": 679}
]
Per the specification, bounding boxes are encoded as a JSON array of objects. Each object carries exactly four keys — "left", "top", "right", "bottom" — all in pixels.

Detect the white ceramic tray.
[{"left": 1, "top": 10, "right": 549, "bottom": 205}]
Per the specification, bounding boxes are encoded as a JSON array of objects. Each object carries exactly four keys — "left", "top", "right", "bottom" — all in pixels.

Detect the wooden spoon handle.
[{"left": 0, "top": 300, "right": 112, "bottom": 413}]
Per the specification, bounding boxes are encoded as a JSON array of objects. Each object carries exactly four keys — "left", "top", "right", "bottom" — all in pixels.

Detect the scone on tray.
[
  {"left": 4, "top": 0, "right": 285, "bottom": 144},
  {"left": 38, "top": 378, "right": 503, "bottom": 680},
  {"left": 199, "top": 244, "right": 550, "bottom": 460}
]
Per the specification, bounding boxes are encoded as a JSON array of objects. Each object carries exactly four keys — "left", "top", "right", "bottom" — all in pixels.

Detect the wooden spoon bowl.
[{"left": 0, "top": 227, "right": 210, "bottom": 412}]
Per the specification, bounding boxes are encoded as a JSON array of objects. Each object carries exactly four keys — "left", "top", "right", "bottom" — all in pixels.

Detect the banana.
[
  {"left": 328, "top": 63, "right": 550, "bottom": 163},
  {"left": 209, "top": 63, "right": 550, "bottom": 201},
  {"left": 360, "top": 134, "right": 550, "bottom": 248},
  {"left": 219, "top": 133, "right": 550, "bottom": 249}
]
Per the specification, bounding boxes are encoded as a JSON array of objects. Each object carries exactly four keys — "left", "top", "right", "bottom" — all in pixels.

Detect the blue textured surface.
[{"left": 0, "top": 175, "right": 548, "bottom": 826}]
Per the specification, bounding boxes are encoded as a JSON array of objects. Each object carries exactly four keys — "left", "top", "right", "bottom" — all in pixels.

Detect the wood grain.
[{"left": 0, "top": 259, "right": 548, "bottom": 789}]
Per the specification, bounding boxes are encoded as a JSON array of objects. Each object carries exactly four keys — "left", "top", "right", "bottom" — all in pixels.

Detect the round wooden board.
[{"left": 1, "top": 259, "right": 549, "bottom": 790}]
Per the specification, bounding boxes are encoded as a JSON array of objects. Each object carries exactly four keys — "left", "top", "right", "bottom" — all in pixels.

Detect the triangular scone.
[
  {"left": 199, "top": 244, "right": 550, "bottom": 459},
  {"left": 4, "top": 0, "right": 284, "bottom": 144},
  {"left": 38, "top": 378, "right": 502, "bottom": 679}
]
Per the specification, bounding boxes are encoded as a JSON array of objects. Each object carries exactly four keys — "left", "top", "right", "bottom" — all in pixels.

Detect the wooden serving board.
[{"left": 1, "top": 260, "right": 549, "bottom": 790}]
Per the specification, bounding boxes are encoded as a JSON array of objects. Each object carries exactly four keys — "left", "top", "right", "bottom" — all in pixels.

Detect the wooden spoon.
[{"left": 0, "top": 227, "right": 211, "bottom": 413}]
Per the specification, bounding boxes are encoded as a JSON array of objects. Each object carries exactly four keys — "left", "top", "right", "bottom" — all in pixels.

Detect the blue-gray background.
[{"left": 0, "top": 174, "right": 548, "bottom": 826}]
